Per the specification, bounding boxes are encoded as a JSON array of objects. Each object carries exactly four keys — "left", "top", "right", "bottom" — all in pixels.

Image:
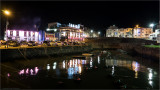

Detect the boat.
[{"left": 82, "top": 53, "right": 93, "bottom": 57}]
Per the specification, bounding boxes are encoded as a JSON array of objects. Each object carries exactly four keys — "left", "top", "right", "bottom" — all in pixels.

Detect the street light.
[
  {"left": 2, "top": 10, "right": 11, "bottom": 47},
  {"left": 98, "top": 31, "right": 100, "bottom": 37},
  {"left": 3, "top": 10, "right": 11, "bottom": 16},
  {"left": 149, "top": 23, "right": 154, "bottom": 28},
  {"left": 149, "top": 23, "right": 154, "bottom": 33},
  {"left": 90, "top": 30, "right": 93, "bottom": 38},
  {"left": 98, "top": 31, "right": 100, "bottom": 34},
  {"left": 91, "top": 30, "right": 93, "bottom": 33}
]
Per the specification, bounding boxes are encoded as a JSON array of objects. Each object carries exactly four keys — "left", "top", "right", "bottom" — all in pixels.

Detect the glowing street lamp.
[
  {"left": 90, "top": 30, "right": 93, "bottom": 38},
  {"left": 91, "top": 30, "right": 93, "bottom": 33},
  {"left": 149, "top": 24, "right": 154, "bottom": 28},
  {"left": 3, "top": 10, "right": 11, "bottom": 16},
  {"left": 149, "top": 23, "right": 154, "bottom": 32},
  {"left": 98, "top": 31, "right": 101, "bottom": 37}
]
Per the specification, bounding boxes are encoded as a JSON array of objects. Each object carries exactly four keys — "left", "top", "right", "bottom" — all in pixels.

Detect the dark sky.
[{"left": 1, "top": 1, "right": 159, "bottom": 36}]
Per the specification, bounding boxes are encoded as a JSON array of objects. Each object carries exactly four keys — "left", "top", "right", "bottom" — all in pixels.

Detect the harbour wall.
[
  {"left": 1, "top": 45, "right": 92, "bottom": 62},
  {"left": 85, "top": 37, "right": 159, "bottom": 61}
]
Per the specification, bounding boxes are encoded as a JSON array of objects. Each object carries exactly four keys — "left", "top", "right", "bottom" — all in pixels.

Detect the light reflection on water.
[
  {"left": 105, "top": 58, "right": 158, "bottom": 88},
  {"left": 3, "top": 50, "right": 159, "bottom": 89},
  {"left": 18, "top": 67, "right": 39, "bottom": 76}
]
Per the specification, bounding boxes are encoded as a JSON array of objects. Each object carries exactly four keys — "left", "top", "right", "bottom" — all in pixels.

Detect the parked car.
[
  {"left": 7, "top": 40, "right": 20, "bottom": 47},
  {"left": 56, "top": 41, "right": 63, "bottom": 46},
  {"left": 68, "top": 42, "right": 73, "bottom": 45},
  {"left": 20, "top": 41, "right": 28, "bottom": 46},
  {"left": 42, "top": 41, "right": 51, "bottom": 46},
  {"left": 0, "top": 40, "right": 6, "bottom": 45},
  {"left": 28, "top": 41, "right": 38, "bottom": 46},
  {"left": 50, "top": 41, "right": 56, "bottom": 46},
  {"left": 63, "top": 42, "right": 69, "bottom": 46}
]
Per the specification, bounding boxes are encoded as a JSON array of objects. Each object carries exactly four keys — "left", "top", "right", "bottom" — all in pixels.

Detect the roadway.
[{"left": 0, "top": 44, "right": 87, "bottom": 49}]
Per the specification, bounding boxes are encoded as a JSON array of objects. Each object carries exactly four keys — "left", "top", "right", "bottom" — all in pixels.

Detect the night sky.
[{"left": 1, "top": 1, "right": 159, "bottom": 37}]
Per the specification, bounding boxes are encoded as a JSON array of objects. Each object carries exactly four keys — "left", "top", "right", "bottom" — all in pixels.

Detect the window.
[
  {"left": 10, "top": 31, "right": 13, "bottom": 36},
  {"left": 24, "top": 32, "right": 27, "bottom": 37},
  {"left": 29, "top": 32, "right": 31, "bottom": 36},
  {"left": 16, "top": 31, "right": 19, "bottom": 36}
]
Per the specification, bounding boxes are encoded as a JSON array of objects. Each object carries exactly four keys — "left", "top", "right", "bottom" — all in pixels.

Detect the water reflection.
[
  {"left": 98, "top": 56, "right": 100, "bottom": 64},
  {"left": 47, "top": 64, "right": 50, "bottom": 70},
  {"left": 148, "top": 68, "right": 153, "bottom": 88},
  {"left": 19, "top": 67, "right": 39, "bottom": 76},
  {"left": 90, "top": 57, "right": 93, "bottom": 68},
  {"left": 132, "top": 61, "right": 140, "bottom": 78},
  {"left": 2, "top": 50, "right": 159, "bottom": 89},
  {"left": 112, "top": 66, "right": 115, "bottom": 75},
  {"left": 67, "top": 59, "right": 84, "bottom": 79},
  {"left": 53, "top": 62, "right": 57, "bottom": 69}
]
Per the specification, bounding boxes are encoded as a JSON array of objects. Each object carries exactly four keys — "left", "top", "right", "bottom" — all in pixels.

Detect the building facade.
[
  {"left": 133, "top": 25, "right": 152, "bottom": 39},
  {"left": 47, "top": 22, "right": 85, "bottom": 42},
  {"left": 5, "top": 30, "right": 39, "bottom": 42},
  {"left": 106, "top": 25, "right": 118, "bottom": 37}
]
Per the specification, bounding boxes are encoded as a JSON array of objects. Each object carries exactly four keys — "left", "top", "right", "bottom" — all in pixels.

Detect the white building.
[
  {"left": 106, "top": 25, "right": 118, "bottom": 37},
  {"left": 5, "top": 30, "right": 39, "bottom": 42},
  {"left": 149, "top": 29, "right": 160, "bottom": 41}
]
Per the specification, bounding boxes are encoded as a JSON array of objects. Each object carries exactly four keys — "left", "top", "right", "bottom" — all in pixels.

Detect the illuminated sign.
[{"left": 69, "top": 23, "right": 80, "bottom": 29}]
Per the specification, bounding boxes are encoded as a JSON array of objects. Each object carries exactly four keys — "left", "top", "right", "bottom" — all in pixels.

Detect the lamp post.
[
  {"left": 149, "top": 23, "right": 155, "bottom": 41},
  {"left": 98, "top": 31, "right": 100, "bottom": 37},
  {"left": 2, "top": 10, "right": 11, "bottom": 48},
  {"left": 90, "top": 30, "right": 93, "bottom": 38},
  {"left": 149, "top": 23, "right": 154, "bottom": 33},
  {"left": 2, "top": 10, "right": 11, "bottom": 41}
]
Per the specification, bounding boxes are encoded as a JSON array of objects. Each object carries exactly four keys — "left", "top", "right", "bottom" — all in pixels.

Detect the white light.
[
  {"left": 112, "top": 66, "right": 114, "bottom": 75},
  {"left": 148, "top": 68, "right": 153, "bottom": 80},
  {"left": 46, "top": 28, "right": 50, "bottom": 31},
  {"left": 90, "top": 57, "right": 93, "bottom": 67},
  {"left": 19, "top": 31, "right": 24, "bottom": 37},
  {"left": 98, "top": 56, "right": 100, "bottom": 64},
  {"left": 53, "top": 66, "right": 56, "bottom": 69},
  {"left": 53, "top": 62, "right": 57, "bottom": 65},
  {"left": 54, "top": 29, "right": 57, "bottom": 32},
  {"left": 13, "top": 31, "right": 16, "bottom": 36},
  {"left": 91, "top": 30, "right": 93, "bottom": 33},
  {"left": 63, "top": 60, "right": 65, "bottom": 69},
  {"left": 98, "top": 31, "right": 100, "bottom": 34},
  {"left": 64, "top": 32, "right": 66, "bottom": 36},
  {"left": 47, "top": 64, "right": 50, "bottom": 70},
  {"left": 150, "top": 24, "right": 154, "bottom": 27}
]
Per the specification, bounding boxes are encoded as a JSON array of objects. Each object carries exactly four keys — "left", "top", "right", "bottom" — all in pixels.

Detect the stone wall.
[
  {"left": 1, "top": 46, "right": 92, "bottom": 61},
  {"left": 85, "top": 37, "right": 159, "bottom": 61}
]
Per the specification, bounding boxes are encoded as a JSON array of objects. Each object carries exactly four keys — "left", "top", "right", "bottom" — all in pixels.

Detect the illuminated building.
[
  {"left": 149, "top": 21, "right": 160, "bottom": 42},
  {"left": 106, "top": 25, "right": 118, "bottom": 37},
  {"left": 133, "top": 25, "right": 153, "bottom": 39},
  {"left": 5, "top": 30, "right": 39, "bottom": 42},
  {"left": 47, "top": 22, "right": 85, "bottom": 42}
]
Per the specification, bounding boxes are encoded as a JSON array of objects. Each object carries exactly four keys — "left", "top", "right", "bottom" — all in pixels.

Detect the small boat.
[
  {"left": 72, "top": 56, "right": 86, "bottom": 59},
  {"left": 82, "top": 53, "right": 93, "bottom": 57}
]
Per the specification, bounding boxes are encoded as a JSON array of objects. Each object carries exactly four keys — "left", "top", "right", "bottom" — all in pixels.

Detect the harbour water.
[{"left": 1, "top": 50, "right": 159, "bottom": 89}]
